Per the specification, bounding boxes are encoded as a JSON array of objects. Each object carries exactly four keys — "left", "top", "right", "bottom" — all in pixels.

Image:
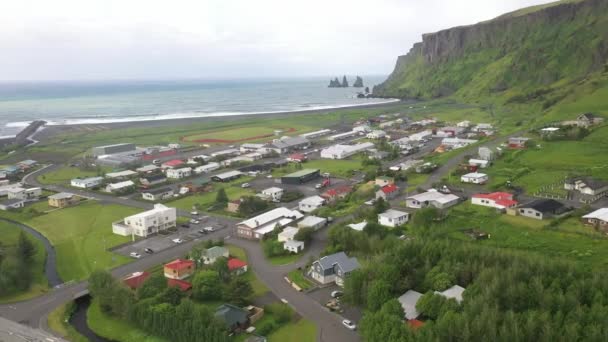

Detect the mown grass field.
[
  {"left": 167, "top": 185, "right": 254, "bottom": 212},
  {"left": 25, "top": 202, "right": 138, "bottom": 281},
  {"left": 37, "top": 166, "right": 109, "bottom": 185},
  {"left": 0, "top": 221, "right": 49, "bottom": 303},
  {"left": 181, "top": 124, "right": 315, "bottom": 143},
  {"left": 272, "top": 159, "right": 363, "bottom": 179},
  {"left": 268, "top": 318, "right": 317, "bottom": 342}
]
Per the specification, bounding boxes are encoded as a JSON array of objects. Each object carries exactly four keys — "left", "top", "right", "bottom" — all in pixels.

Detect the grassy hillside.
[{"left": 374, "top": 0, "right": 608, "bottom": 114}]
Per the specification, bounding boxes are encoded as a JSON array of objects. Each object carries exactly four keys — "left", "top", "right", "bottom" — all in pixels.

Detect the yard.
[
  {"left": 0, "top": 221, "right": 49, "bottom": 303},
  {"left": 287, "top": 269, "right": 315, "bottom": 291},
  {"left": 268, "top": 253, "right": 302, "bottom": 266},
  {"left": 272, "top": 159, "right": 363, "bottom": 179},
  {"left": 167, "top": 186, "right": 255, "bottom": 212},
  {"left": 268, "top": 318, "right": 317, "bottom": 342},
  {"left": 182, "top": 124, "right": 314, "bottom": 143},
  {"left": 25, "top": 201, "right": 138, "bottom": 281},
  {"left": 36, "top": 165, "right": 109, "bottom": 185}
]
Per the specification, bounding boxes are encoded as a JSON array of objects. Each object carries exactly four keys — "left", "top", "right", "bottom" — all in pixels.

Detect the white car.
[
  {"left": 190, "top": 211, "right": 199, "bottom": 216},
  {"left": 315, "top": 184, "right": 323, "bottom": 189},
  {"left": 203, "top": 226, "right": 215, "bottom": 232},
  {"left": 129, "top": 252, "right": 141, "bottom": 259},
  {"left": 190, "top": 219, "right": 200, "bottom": 224},
  {"left": 342, "top": 319, "right": 356, "bottom": 330},
  {"left": 331, "top": 291, "right": 343, "bottom": 298},
  {"left": 172, "top": 238, "right": 183, "bottom": 244},
  {"left": 266, "top": 175, "right": 273, "bottom": 178},
  {"left": 241, "top": 183, "right": 251, "bottom": 188}
]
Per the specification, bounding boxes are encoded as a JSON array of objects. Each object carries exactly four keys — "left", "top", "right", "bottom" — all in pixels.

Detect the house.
[
  {"left": 298, "top": 196, "right": 326, "bottom": 213},
  {"left": 348, "top": 221, "right": 367, "bottom": 231},
  {"left": 228, "top": 258, "right": 248, "bottom": 275},
  {"left": 105, "top": 180, "right": 135, "bottom": 193},
  {"left": 390, "top": 137, "right": 411, "bottom": 149},
  {"left": 240, "top": 143, "right": 266, "bottom": 153},
  {"left": 582, "top": 208, "right": 608, "bottom": 232},
  {"left": 287, "top": 153, "right": 307, "bottom": 163},
  {"left": 227, "top": 199, "right": 242, "bottom": 213},
  {"left": 123, "top": 271, "right": 151, "bottom": 290},
  {"left": 7, "top": 187, "right": 41, "bottom": 201},
  {"left": 92, "top": 143, "right": 136, "bottom": 157},
  {"left": 378, "top": 209, "right": 409, "bottom": 227},
  {"left": 183, "top": 178, "right": 211, "bottom": 193},
  {"left": 300, "top": 129, "right": 332, "bottom": 139},
  {"left": 17, "top": 160, "right": 37, "bottom": 170},
  {"left": 328, "top": 130, "right": 359, "bottom": 141},
  {"left": 161, "top": 159, "right": 184, "bottom": 169},
  {"left": 471, "top": 192, "right": 518, "bottom": 210},
  {"left": 442, "top": 137, "right": 478, "bottom": 149},
  {"left": 435, "top": 126, "right": 464, "bottom": 138},
  {"left": 215, "top": 304, "right": 250, "bottom": 332},
  {"left": 284, "top": 240, "right": 305, "bottom": 253},
  {"left": 141, "top": 187, "right": 174, "bottom": 201},
  {"left": 105, "top": 170, "right": 137, "bottom": 180},
  {"left": 468, "top": 159, "right": 490, "bottom": 168},
  {"left": 212, "top": 170, "right": 243, "bottom": 182},
  {"left": 408, "top": 130, "right": 433, "bottom": 141},
  {"left": 268, "top": 136, "right": 311, "bottom": 154},
  {"left": 472, "top": 123, "right": 493, "bottom": 133},
  {"left": 135, "top": 165, "right": 160, "bottom": 174},
  {"left": 281, "top": 169, "right": 320, "bottom": 184},
  {"left": 518, "top": 199, "right": 570, "bottom": 220},
  {"left": 261, "top": 187, "right": 284, "bottom": 202},
  {"left": 164, "top": 259, "right": 195, "bottom": 280},
  {"left": 0, "top": 199, "right": 25, "bottom": 211},
  {"left": 48, "top": 192, "right": 80, "bottom": 208},
  {"left": 202, "top": 246, "right": 229, "bottom": 264},
  {"left": 320, "top": 142, "right": 375, "bottom": 160},
  {"left": 564, "top": 177, "right": 608, "bottom": 197},
  {"left": 508, "top": 137, "right": 530, "bottom": 149},
  {"left": 112, "top": 204, "right": 176, "bottom": 237},
  {"left": 366, "top": 130, "right": 387, "bottom": 139},
  {"left": 406, "top": 190, "right": 460, "bottom": 209},
  {"left": 398, "top": 290, "right": 423, "bottom": 320},
  {"left": 320, "top": 185, "right": 353, "bottom": 203},
  {"left": 236, "top": 207, "right": 304, "bottom": 240},
  {"left": 193, "top": 162, "right": 220, "bottom": 174},
  {"left": 139, "top": 174, "right": 167, "bottom": 187},
  {"left": 297, "top": 215, "right": 327, "bottom": 231},
  {"left": 399, "top": 159, "right": 424, "bottom": 171},
  {"left": 540, "top": 127, "right": 561, "bottom": 136},
  {"left": 70, "top": 176, "right": 104, "bottom": 189},
  {"left": 0, "top": 183, "right": 24, "bottom": 196},
  {"left": 457, "top": 120, "right": 471, "bottom": 128},
  {"left": 1, "top": 165, "right": 21, "bottom": 177},
  {"left": 278, "top": 226, "right": 300, "bottom": 242},
  {"left": 166, "top": 167, "right": 192, "bottom": 179},
  {"left": 211, "top": 148, "right": 241, "bottom": 158},
  {"left": 434, "top": 285, "right": 465, "bottom": 303},
  {"left": 576, "top": 113, "right": 604, "bottom": 128},
  {"left": 375, "top": 176, "right": 394, "bottom": 187},
  {"left": 478, "top": 147, "right": 495, "bottom": 161},
  {"left": 167, "top": 278, "right": 193, "bottom": 292},
  {"left": 416, "top": 162, "right": 437, "bottom": 174},
  {"left": 461, "top": 172, "right": 488, "bottom": 184},
  {"left": 376, "top": 184, "right": 399, "bottom": 201},
  {"left": 309, "top": 251, "right": 359, "bottom": 287},
  {"left": 353, "top": 125, "right": 371, "bottom": 133}
]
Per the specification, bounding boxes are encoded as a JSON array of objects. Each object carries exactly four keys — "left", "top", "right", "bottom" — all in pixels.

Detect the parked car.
[
  {"left": 266, "top": 175, "right": 273, "bottom": 178},
  {"left": 241, "top": 182, "right": 251, "bottom": 188},
  {"left": 198, "top": 229, "right": 207, "bottom": 234},
  {"left": 315, "top": 183, "right": 323, "bottom": 189},
  {"left": 331, "top": 291, "right": 344, "bottom": 298},
  {"left": 190, "top": 211, "right": 199, "bottom": 216},
  {"left": 342, "top": 319, "right": 356, "bottom": 330},
  {"left": 129, "top": 252, "right": 141, "bottom": 259},
  {"left": 172, "top": 238, "right": 183, "bottom": 244},
  {"left": 203, "top": 226, "right": 215, "bottom": 232},
  {"left": 152, "top": 159, "right": 161, "bottom": 165},
  {"left": 189, "top": 219, "right": 200, "bottom": 224},
  {"left": 181, "top": 223, "right": 190, "bottom": 228},
  {"left": 144, "top": 248, "right": 154, "bottom": 254}
]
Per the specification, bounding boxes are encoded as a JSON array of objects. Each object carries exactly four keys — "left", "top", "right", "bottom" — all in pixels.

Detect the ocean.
[{"left": 0, "top": 76, "right": 396, "bottom": 137}]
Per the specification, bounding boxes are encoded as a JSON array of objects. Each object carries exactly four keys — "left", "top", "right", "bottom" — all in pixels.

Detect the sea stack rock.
[
  {"left": 328, "top": 77, "right": 342, "bottom": 87},
  {"left": 353, "top": 76, "right": 364, "bottom": 88},
  {"left": 341, "top": 75, "right": 349, "bottom": 87}
]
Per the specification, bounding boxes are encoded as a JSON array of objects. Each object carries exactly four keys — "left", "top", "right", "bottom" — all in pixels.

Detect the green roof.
[{"left": 283, "top": 169, "right": 320, "bottom": 178}]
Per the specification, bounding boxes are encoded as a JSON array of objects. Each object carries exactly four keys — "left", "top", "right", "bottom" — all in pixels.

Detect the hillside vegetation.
[{"left": 373, "top": 0, "right": 608, "bottom": 117}]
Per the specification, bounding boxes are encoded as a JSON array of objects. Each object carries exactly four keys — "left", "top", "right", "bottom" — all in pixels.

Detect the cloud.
[{"left": 0, "top": 0, "right": 555, "bottom": 80}]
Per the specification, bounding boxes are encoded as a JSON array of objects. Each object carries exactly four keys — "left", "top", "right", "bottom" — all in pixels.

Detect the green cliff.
[{"left": 373, "top": 0, "right": 608, "bottom": 106}]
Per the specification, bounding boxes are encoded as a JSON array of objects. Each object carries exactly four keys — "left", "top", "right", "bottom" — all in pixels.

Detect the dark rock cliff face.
[{"left": 374, "top": 0, "right": 608, "bottom": 99}]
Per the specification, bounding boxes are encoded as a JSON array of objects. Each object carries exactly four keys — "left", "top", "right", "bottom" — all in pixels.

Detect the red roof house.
[
  {"left": 321, "top": 185, "right": 353, "bottom": 202},
  {"left": 164, "top": 259, "right": 195, "bottom": 280},
  {"left": 376, "top": 184, "right": 400, "bottom": 200},
  {"left": 407, "top": 319, "right": 425, "bottom": 330},
  {"left": 162, "top": 159, "right": 184, "bottom": 168},
  {"left": 167, "top": 278, "right": 193, "bottom": 292},
  {"left": 471, "top": 192, "right": 518, "bottom": 210},
  {"left": 228, "top": 258, "right": 248, "bottom": 275},
  {"left": 288, "top": 153, "right": 307, "bottom": 162},
  {"left": 123, "top": 271, "right": 151, "bottom": 290}
]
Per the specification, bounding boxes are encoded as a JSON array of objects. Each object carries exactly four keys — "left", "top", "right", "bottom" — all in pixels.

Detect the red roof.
[
  {"left": 167, "top": 278, "right": 192, "bottom": 292},
  {"left": 123, "top": 271, "right": 150, "bottom": 289},
  {"left": 407, "top": 319, "right": 425, "bottom": 330},
  {"left": 162, "top": 159, "right": 184, "bottom": 167},
  {"left": 381, "top": 184, "right": 399, "bottom": 194},
  {"left": 228, "top": 258, "right": 248, "bottom": 271},
  {"left": 289, "top": 153, "right": 306, "bottom": 161},
  {"left": 164, "top": 259, "right": 194, "bottom": 271},
  {"left": 322, "top": 185, "right": 353, "bottom": 198},
  {"left": 473, "top": 192, "right": 518, "bottom": 207}
]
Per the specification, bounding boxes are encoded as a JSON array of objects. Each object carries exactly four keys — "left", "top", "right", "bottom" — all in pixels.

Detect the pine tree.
[{"left": 17, "top": 231, "right": 35, "bottom": 262}]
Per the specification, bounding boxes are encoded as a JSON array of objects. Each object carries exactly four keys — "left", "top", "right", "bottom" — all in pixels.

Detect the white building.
[
  {"left": 442, "top": 137, "right": 478, "bottom": 148},
  {"left": 194, "top": 162, "right": 220, "bottom": 174},
  {"left": 298, "top": 196, "right": 326, "bottom": 213},
  {"left": 297, "top": 215, "right": 327, "bottom": 231},
  {"left": 187, "top": 155, "right": 211, "bottom": 164},
  {"left": 406, "top": 190, "right": 460, "bottom": 209},
  {"left": 390, "top": 137, "right": 411, "bottom": 148},
  {"left": 278, "top": 226, "right": 300, "bottom": 242},
  {"left": 457, "top": 120, "right": 471, "bottom": 128},
  {"left": 348, "top": 221, "right": 368, "bottom": 231},
  {"left": 261, "top": 187, "right": 284, "bottom": 202},
  {"left": 210, "top": 149, "right": 240, "bottom": 158},
  {"left": 236, "top": 207, "right": 304, "bottom": 240},
  {"left": 461, "top": 172, "right": 488, "bottom": 184},
  {"left": 299, "top": 129, "right": 332, "bottom": 139},
  {"left": 366, "top": 130, "right": 387, "bottom": 139},
  {"left": 284, "top": 240, "right": 305, "bottom": 253},
  {"left": 353, "top": 125, "right": 371, "bottom": 133},
  {"left": 240, "top": 143, "right": 266, "bottom": 153},
  {"left": 105, "top": 170, "right": 137, "bottom": 179},
  {"left": 105, "top": 180, "right": 135, "bottom": 193},
  {"left": 473, "top": 123, "right": 493, "bottom": 132},
  {"left": 112, "top": 204, "right": 177, "bottom": 238},
  {"left": 320, "top": 142, "right": 375, "bottom": 160},
  {"left": 468, "top": 159, "right": 490, "bottom": 168},
  {"left": 71, "top": 176, "right": 104, "bottom": 189},
  {"left": 409, "top": 130, "right": 433, "bottom": 141},
  {"left": 398, "top": 290, "right": 423, "bottom": 320},
  {"left": 378, "top": 209, "right": 409, "bottom": 227},
  {"left": 435, "top": 285, "right": 465, "bottom": 303},
  {"left": 328, "top": 131, "right": 359, "bottom": 141},
  {"left": 7, "top": 187, "right": 41, "bottom": 201},
  {"left": 0, "top": 183, "right": 24, "bottom": 196},
  {"left": 166, "top": 167, "right": 192, "bottom": 179},
  {"left": 142, "top": 187, "right": 175, "bottom": 201}
]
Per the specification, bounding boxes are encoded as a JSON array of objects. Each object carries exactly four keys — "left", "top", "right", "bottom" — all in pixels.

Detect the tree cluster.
[
  {"left": 0, "top": 231, "right": 37, "bottom": 296},
  {"left": 237, "top": 196, "right": 271, "bottom": 217}
]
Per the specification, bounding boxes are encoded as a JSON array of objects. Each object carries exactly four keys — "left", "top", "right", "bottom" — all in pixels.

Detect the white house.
[
  {"left": 366, "top": 130, "right": 387, "bottom": 139},
  {"left": 409, "top": 130, "right": 433, "bottom": 141},
  {"left": 105, "top": 180, "right": 135, "bottom": 193},
  {"left": 471, "top": 192, "right": 518, "bottom": 210},
  {"left": 71, "top": 176, "right": 104, "bottom": 189},
  {"left": 297, "top": 215, "right": 327, "bottom": 231},
  {"left": 7, "top": 187, "right": 41, "bottom": 201},
  {"left": 320, "top": 142, "right": 374, "bottom": 160},
  {"left": 468, "top": 159, "right": 490, "bottom": 168},
  {"left": 236, "top": 207, "right": 304, "bottom": 240},
  {"left": 240, "top": 143, "right": 266, "bottom": 153},
  {"left": 472, "top": 123, "right": 493, "bottom": 132},
  {"left": 298, "top": 196, "right": 326, "bottom": 213},
  {"left": 105, "top": 170, "right": 137, "bottom": 180},
  {"left": 328, "top": 130, "right": 359, "bottom": 141},
  {"left": 278, "top": 226, "right": 300, "bottom": 242},
  {"left": 261, "top": 187, "right": 284, "bottom": 202},
  {"left": 461, "top": 172, "right": 488, "bottom": 184},
  {"left": 284, "top": 240, "right": 305, "bottom": 253},
  {"left": 187, "top": 155, "right": 211, "bottom": 164},
  {"left": 442, "top": 137, "right": 478, "bottom": 149},
  {"left": 406, "top": 190, "right": 460, "bottom": 209},
  {"left": 348, "top": 221, "right": 368, "bottom": 231},
  {"left": 166, "top": 167, "right": 192, "bottom": 179},
  {"left": 457, "top": 120, "right": 471, "bottom": 128},
  {"left": 112, "top": 203, "right": 177, "bottom": 238},
  {"left": 435, "top": 285, "right": 465, "bottom": 303},
  {"left": 142, "top": 187, "right": 175, "bottom": 201},
  {"left": 194, "top": 162, "right": 220, "bottom": 174},
  {"left": 378, "top": 209, "right": 409, "bottom": 227},
  {"left": 353, "top": 125, "right": 371, "bottom": 133},
  {"left": 202, "top": 246, "right": 229, "bottom": 265}
]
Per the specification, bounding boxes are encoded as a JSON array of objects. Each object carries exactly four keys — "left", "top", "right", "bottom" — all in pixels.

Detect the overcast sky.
[{"left": 0, "top": 0, "right": 554, "bottom": 81}]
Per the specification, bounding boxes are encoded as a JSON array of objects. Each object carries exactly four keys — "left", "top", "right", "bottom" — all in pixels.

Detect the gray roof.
[
  {"left": 316, "top": 252, "right": 359, "bottom": 275},
  {"left": 48, "top": 192, "right": 74, "bottom": 200},
  {"left": 144, "top": 187, "right": 173, "bottom": 195},
  {"left": 1, "top": 198, "right": 25, "bottom": 206},
  {"left": 271, "top": 136, "right": 310, "bottom": 149},
  {"left": 398, "top": 290, "right": 423, "bottom": 320},
  {"left": 214, "top": 304, "right": 249, "bottom": 328},
  {"left": 565, "top": 177, "right": 608, "bottom": 190},
  {"left": 205, "top": 246, "right": 228, "bottom": 259}
]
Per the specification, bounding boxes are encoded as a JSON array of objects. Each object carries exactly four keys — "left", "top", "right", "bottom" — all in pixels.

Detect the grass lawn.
[
  {"left": 268, "top": 318, "right": 317, "bottom": 342},
  {"left": 272, "top": 159, "right": 362, "bottom": 179},
  {"left": 227, "top": 245, "right": 270, "bottom": 297},
  {"left": 182, "top": 124, "right": 314, "bottom": 143},
  {"left": 88, "top": 298, "right": 167, "bottom": 342},
  {"left": 47, "top": 302, "right": 88, "bottom": 342},
  {"left": 268, "top": 253, "right": 302, "bottom": 266},
  {"left": 0, "top": 221, "right": 49, "bottom": 303},
  {"left": 287, "top": 269, "right": 315, "bottom": 291},
  {"left": 37, "top": 166, "right": 108, "bottom": 185},
  {"left": 167, "top": 186, "right": 254, "bottom": 212},
  {"left": 25, "top": 201, "right": 138, "bottom": 281}
]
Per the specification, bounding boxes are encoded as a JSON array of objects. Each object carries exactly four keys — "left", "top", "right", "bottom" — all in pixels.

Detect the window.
[{"left": 536, "top": 213, "right": 540, "bottom": 217}]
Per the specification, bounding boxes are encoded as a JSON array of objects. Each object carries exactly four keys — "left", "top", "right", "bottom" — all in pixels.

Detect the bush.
[
  {"left": 256, "top": 319, "right": 278, "bottom": 335},
  {"left": 265, "top": 303, "right": 294, "bottom": 324}
]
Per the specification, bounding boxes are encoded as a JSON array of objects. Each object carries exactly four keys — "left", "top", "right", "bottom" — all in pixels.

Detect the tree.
[
  {"left": 224, "top": 277, "right": 253, "bottom": 306},
  {"left": 89, "top": 270, "right": 117, "bottom": 313},
  {"left": 380, "top": 299, "right": 404, "bottom": 317},
  {"left": 367, "top": 280, "right": 392, "bottom": 311},
  {"left": 237, "top": 196, "right": 270, "bottom": 216},
  {"left": 192, "top": 270, "right": 222, "bottom": 301},
  {"left": 412, "top": 207, "right": 440, "bottom": 229},
  {"left": 373, "top": 197, "right": 389, "bottom": 216},
  {"left": 215, "top": 188, "right": 228, "bottom": 205},
  {"left": 294, "top": 227, "right": 314, "bottom": 243},
  {"left": 158, "top": 286, "right": 184, "bottom": 306},
  {"left": 213, "top": 257, "right": 230, "bottom": 282},
  {"left": 137, "top": 274, "right": 168, "bottom": 299},
  {"left": 16, "top": 231, "right": 36, "bottom": 262}
]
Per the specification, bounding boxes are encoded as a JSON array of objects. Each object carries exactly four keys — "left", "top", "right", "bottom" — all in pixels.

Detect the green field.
[
  {"left": 25, "top": 201, "right": 138, "bottom": 281},
  {"left": 272, "top": 159, "right": 362, "bottom": 179},
  {"left": 268, "top": 318, "right": 317, "bottom": 342},
  {"left": 182, "top": 124, "right": 314, "bottom": 143},
  {"left": 37, "top": 166, "right": 109, "bottom": 185},
  {"left": 167, "top": 186, "right": 254, "bottom": 212},
  {"left": 47, "top": 302, "right": 88, "bottom": 342},
  {"left": 0, "top": 221, "right": 49, "bottom": 303}
]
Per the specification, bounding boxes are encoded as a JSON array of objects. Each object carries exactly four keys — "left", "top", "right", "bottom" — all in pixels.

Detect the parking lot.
[{"left": 307, "top": 284, "right": 363, "bottom": 324}]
